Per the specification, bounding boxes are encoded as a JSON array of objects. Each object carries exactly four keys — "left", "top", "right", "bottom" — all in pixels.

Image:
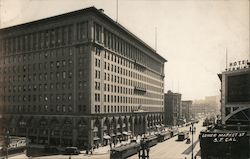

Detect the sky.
[{"left": 0, "top": 0, "right": 249, "bottom": 100}]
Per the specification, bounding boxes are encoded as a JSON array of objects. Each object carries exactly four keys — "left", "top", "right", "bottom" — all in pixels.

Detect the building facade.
[
  {"left": 191, "top": 96, "right": 220, "bottom": 117},
  {"left": 199, "top": 62, "right": 250, "bottom": 159},
  {"left": 218, "top": 66, "right": 250, "bottom": 131},
  {"left": 181, "top": 100, "right": 192, "bottom": 122},
  {"left": 0, "top": 7, "right": 166, "bottom": 149},
  {"left": 164, "top": 90, "right": 181, "bottom": 126}
]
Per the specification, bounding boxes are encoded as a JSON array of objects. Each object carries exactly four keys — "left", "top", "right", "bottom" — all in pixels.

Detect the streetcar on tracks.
[
  {"left": 144, "top": 135, "right": 158, "bottom": 147},
  {"left": 0, "top": 136, "right": 26, "bottom": 157},
  {"left": 169, "top": 128, "right": 179, "bottom": 137},
  {"left": 156, "top": 131, "right": 171, "bottom": 142},
  {"left": 177, "top": 131, "right": 190, "bottom": 141},
  {"left": 110, "top": 142, "right": 140, "bottom": 159}
]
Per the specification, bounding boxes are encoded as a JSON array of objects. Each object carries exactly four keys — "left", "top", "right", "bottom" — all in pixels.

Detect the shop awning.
[
  {"left": 103, "top": 135, "right": 111, "bottom": 140},
  {"left": 116, "top": 132, "right": 122, "bottom": 136},
  {"left": 122, "top": 131, "right": 128, "bottom": 135},
  {"left": 111, "top": 133, "right": 116, "bottom": 137},
  {"left": 156, "top": 125, "right": 161, "bottom": 128},
  {"left": 93, "top": 137, "right": 100, "bottom": 140}
]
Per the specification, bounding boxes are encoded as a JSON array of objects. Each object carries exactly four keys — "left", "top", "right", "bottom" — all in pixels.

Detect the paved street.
[
  {"left": 128, "top": 121, "right": 204, "bottom": 159},
  {"left": 9, "top": 121, "right": 205, "bottom": 159}
]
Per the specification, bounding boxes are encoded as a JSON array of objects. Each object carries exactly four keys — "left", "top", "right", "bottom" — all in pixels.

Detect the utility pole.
[
  {"left": 0, "top": 0, "right": 2, "bottom": 28},
  {"left": 116, "top": 0, "right": 118, "bottom": 22},
  {"left": 225, "top": 48, "right": 228, "bottom": 71},
  {"left": 191, "top": 122, "right": 194, "bottom": 159},
  {"left": 249, "top": 0, "right": 250, "bottom": 65},
  {"left": 155, "top": 27, "right": 157, "bottom": 52},
  {"left": 248, "top": 0, "right": 250, "bottom": 66},
  {"left": 5, "top": 130, "right": 10, "bottom": 159}
]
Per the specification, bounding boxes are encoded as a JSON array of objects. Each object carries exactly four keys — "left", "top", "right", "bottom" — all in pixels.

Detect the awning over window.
[
  {"left": 103, "top": 135, "right": 111, "bottom": 140},
  {"left": 122, "top": 131, "right": 128, "bottom": 135},
  {"left": 93, "top": 137, "right": 100, "bottom": 140}
]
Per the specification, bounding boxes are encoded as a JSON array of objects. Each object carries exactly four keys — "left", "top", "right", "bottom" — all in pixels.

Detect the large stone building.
[
  {"left": 164, "top": 90, "right": 181, "bottom": 126},
  {"left": 0, "top": 7, "right": 166, "bottom": 149}
]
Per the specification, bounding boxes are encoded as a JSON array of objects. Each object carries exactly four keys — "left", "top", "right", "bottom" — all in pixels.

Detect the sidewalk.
[{"left": 81, "top": 139, "right": 132, "bottom": 155}]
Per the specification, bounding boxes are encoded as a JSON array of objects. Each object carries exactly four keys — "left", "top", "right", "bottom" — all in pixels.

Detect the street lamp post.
[
  {"left": 5, "top": 130, "right": 10, "bottom": 159},
  {"left": 191, "top": 122, "right": 194, "bottom": 159}
]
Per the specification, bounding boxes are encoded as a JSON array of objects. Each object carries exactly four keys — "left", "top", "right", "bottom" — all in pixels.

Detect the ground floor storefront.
[{"left": 0, "top": 112, "right": 164, "bottom": 153}]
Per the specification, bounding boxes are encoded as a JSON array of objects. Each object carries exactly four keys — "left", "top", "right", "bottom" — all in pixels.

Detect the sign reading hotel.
[
  {"left": 228, "top": 59, "right": 249, "bottom": 71},
  {"left": 201, "top": 132, "right": 246, "bottom": 143}
]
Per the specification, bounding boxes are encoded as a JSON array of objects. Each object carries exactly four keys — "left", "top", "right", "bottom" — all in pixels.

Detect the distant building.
[
  {"left": 181, "top": 100, "right": 192, "bottom": 122},
  {"left": 0, "top": 7, "right": 166, "bottom": 150},
  {"left": 164, "top": 90, "right": 182, "bottom": 126},
  {"left": 191, "top": 96, "right": 220, "bottom": 117}
]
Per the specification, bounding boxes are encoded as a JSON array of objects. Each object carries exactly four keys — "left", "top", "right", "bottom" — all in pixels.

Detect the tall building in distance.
[
  {"left": 191, "top": 96, "right": 220, "bottom": 117},
  {"left": 164, "top": 90, "right": 181, "bottom": 126},
  {"left": 0, "top": 7, "right": 166, "bottom": 149},
  {"left": 181, "top": 100, "right": 192, "bottom": 122}
]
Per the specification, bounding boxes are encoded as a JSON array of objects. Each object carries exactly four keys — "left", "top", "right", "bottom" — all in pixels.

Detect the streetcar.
[
  {"left": 156, "top": 131, "right": 171, "bottom": 142},
  {"left": 169, "top": 128, "right": 179, "bottom": 137},
  {"left": 110, "top": 142, "right": 140, "bottom": 159},
  {"left": 144, "top": 135, "right": 158, "bottom": 147},
  {"left": 0, "top": 136, "right": 26, "bottom": 157},
  {"left": 177, "top": 131, "right": 189, "bottom": 141}
]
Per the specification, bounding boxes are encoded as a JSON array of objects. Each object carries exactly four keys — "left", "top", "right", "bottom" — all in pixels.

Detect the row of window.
[
  {"left": 103, "top": 72, "right": 163, "bottom": 93},
  {"left": 102, "top": 94, "right": 163, "bottom": 105},
  {"left": 103, "top": 50, "right": 163, "bottom": 84},
  {"left": 103, "top": 84, "right": 133, "bottom": 94},
  {"left": 0, "top": 60, "right": 73, "bottom": 76},
  {"left": 104, "top": 51, "right": 163, "bottom": 86},
  {"left": 0, "top": 71, "right": 75, "bottom": 84},
  {"left": 100, "top": 105, "right": 163, "bottom": 113},
  {"left": 0, "top": 25, "right": 74, "bottom": 55},
  {"left": 1, "top": 104, "right": 162, "bottom": 114},
  {"left": 0, "top": 82, "right": 80, "bottom": 93},
  {"left": 1, "top": 94, "right": 73, "bottom": 103},
  {"left": 1, "top": 104, "right": 73, "bottom": 113},
  {"left": 96, "top": 82, "right": 163, "bottom": 100},
  {"left": 103, "top": 64, "right": 162, "bottom": 88},
  {"left": 101, "top": 27, "right": 162, "bottom": 73},
  {"left": 0, "top": 47, "right": 73, "bottom": 67}
]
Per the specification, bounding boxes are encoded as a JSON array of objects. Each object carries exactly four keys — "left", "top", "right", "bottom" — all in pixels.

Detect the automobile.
[
  {"left": 63, "top": 147, "right": 80, "bottom": 155},
  {"left": 177, "top": 131, "right": 189, "bottom": 141},
  {"left": 130, "top": 139, "right": 137, "bottom": 143}
]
